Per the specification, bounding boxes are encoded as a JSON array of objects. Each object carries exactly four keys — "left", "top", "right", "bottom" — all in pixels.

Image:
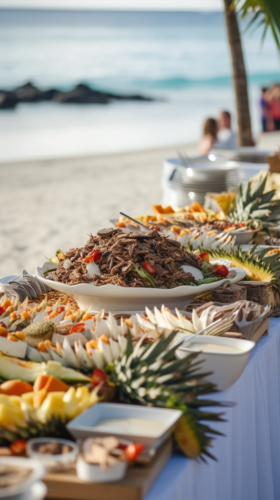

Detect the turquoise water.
[
  {"left": 1, "top": 9, "right": 279, "bottom": 92},
  {"left": 0, "top": 9, "right": 280, "bottom": 160}
]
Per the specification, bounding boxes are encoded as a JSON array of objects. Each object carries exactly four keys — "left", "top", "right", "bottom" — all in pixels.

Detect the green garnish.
[
  {"left": 43, "top": 268, "right": 57, "bottom": 275},
  {"left": 135, "top": 264, "right": 156, "bottom": 288}
]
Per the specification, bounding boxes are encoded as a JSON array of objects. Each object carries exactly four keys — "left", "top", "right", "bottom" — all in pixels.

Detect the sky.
[{"left": 0, "top": 0, "right": 223, "bottom": 10}]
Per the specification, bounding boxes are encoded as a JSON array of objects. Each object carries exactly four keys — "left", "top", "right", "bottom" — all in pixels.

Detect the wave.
[{"left": 131, "top": 72, "right": 280, "bottom": 89}]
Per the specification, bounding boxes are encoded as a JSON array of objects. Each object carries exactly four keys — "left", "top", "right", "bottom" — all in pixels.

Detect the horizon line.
[{"left": 0, "top": 6, "right": 223, "bottom": 12}]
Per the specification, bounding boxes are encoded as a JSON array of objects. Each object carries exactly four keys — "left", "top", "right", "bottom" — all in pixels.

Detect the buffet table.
[{"left": 146, "top": 318, "right": 280, "bottom": 500}]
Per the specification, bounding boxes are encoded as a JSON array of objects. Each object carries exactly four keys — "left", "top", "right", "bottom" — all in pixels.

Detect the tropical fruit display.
[
  {"left": 0, "top": 292, "right": 227, "bottom": 460},
  {"left": 0, "top": 374, "right": 99, "bottom": 445},
  {"left": 104, "top": 331, "right": 224, "bottom": 461}
]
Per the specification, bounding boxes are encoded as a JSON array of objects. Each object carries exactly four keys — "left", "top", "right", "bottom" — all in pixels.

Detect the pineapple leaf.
[
  {"left": 126, "top": 331, "right": 133, "bottom": 358},
  {"left": 250, "top": 174, "right": 268, "bottom": 200},
  {"left": 259, "top": 190, "right": 277, "bottom": 204}
]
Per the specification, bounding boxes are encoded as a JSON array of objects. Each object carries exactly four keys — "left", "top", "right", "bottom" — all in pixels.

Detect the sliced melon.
[
  {"left": 0, "top": 354, "right": 91, "bottom": 384},
  {"left": 0, "top": 338, "right": 27, "bottom": 359}
]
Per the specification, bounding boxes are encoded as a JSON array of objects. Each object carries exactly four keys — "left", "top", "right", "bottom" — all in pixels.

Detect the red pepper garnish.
[
  {"left": 83, "top": 250, "right": 102, "bottom": 264},
  {"left": 91, "top": 368, "right": 107, "bottom": 387},
  {"left": 198, "top": 252, "right": 210, "bottom": 263},
  {"left": 10, "top": 439, "right": 27, "bottom": 455},
  {"left": 57, "top": 306, "right": 65, "bottom": 315},
  {"left": 0, "top": 307, "right": 5, "bottom": 316},
  {"left": 143, "top": 262, "right": 157, "bottom": 275},
  {"left": 69, "top": 323, "right": 85, "bottom": 334},
  {"left": 213, "top": 264, "right": 229, "bottom": 277},
  {"left": 125, "top": 443, "right": 145, "bottom": 461}
]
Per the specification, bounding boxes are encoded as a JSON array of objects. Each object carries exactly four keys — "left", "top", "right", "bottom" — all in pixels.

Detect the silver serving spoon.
[
  {"left": 177, "top": 151, "right": 194, "bottom": 168},
  {"left": 119, "top": 212, "right": 150, "bottom": 232},
  {"left": 180, "top": 318, "right": 222, "bottom": 348},
  {"left": 230, "top": 226, "right": 247, "bottom": 233}
]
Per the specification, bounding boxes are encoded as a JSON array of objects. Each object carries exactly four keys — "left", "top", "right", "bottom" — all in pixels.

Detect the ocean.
[{"left": 0, "top": 9, "right": 280, "bottom": 161}]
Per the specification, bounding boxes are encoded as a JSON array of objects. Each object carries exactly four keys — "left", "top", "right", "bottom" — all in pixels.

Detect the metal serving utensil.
[
  {"left": 177, "top": 151, "right": 194, "bottom": 168},
  {"left": 119, "top": 212, "right": 150, "bottom": 232},
  {"left": 180, "top": 318, "right": 222, "bottom": 347}
]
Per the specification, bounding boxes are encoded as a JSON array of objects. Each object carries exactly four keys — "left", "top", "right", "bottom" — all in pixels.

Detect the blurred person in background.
[
  {"left": 270, "top": 83, "right": 280, "bottom": 131},
  {"left": 217, "top": 110, "right": 236, "bottom": 149},
  {"left": 260, "top": 87, "right": 274, "bottom": 132},
  {"left": 199, "top": 117, "right": 218, "bottom": 155}
]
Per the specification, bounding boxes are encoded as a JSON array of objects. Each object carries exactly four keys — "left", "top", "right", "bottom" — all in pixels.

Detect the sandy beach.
[
  {"left": 0, "top": 142, "right": 199, "bottom": 277},
  {"left": 1, "top": 132, "right": 279, "bottom": 279}
]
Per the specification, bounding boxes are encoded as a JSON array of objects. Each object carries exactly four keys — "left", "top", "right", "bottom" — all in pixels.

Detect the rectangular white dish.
[{"left": 67, "top": 403, "right": 182, "bottom": 449}]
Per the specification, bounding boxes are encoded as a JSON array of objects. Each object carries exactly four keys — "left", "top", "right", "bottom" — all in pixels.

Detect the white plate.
[
  {"left": 175, "top": 335, "right": 255, "bottom": 391},
  {"left": 0, "top": 457, "right": 45, "bottom": 499},
  {"left": 36, "top": 262, "right": 246, "bottom": 312},
  {"left": 21, "top": 482, "right": 47, "bottom": 500},
  {"left": 67, "top": 403, "right": 182, "bottom": 449}
]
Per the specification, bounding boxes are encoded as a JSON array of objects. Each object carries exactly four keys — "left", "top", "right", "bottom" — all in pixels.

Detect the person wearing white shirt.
[{"left": 217, "top": 110, "right": 236, "bottom": 149}]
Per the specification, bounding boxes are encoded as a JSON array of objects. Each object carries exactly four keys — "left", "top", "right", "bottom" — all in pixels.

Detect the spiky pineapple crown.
[
  {"left": 229, "top": 174, "right": 280, "bottom": 227},
  {"left": 107, "top": 331, "right": 225, "bottom": 460}
]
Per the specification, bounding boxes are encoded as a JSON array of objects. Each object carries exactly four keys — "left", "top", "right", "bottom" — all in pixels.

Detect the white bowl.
[
  {"left": 229, "top": 227, "right": 261, "bottom": 246},
  {"left": 175, "top": 335, "right": 255, "bottom": 391},
  {"left": 67, "top": 403, "right": 182, "bottom": 449},
  {"left": 36, "top": 262, "right": 246, "bottom": 312},
  {"left": 21, "top": 482, "right": 47, "bottom": 500},
  {"left": 26, "top": 438, "right": 79, "bottom": 471},
  {"left": 76, "top": 455, "right": 127, "bottom": 483},
  {"left": 0, "top": 457, "right": 45, "bottom": 499}
]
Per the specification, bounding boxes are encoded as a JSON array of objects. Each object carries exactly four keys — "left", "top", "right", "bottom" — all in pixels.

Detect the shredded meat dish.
[{"left": 47, "top": 229, "right": 202, "bottom": 288}]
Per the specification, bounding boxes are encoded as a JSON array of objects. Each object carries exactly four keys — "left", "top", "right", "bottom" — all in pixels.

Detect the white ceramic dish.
[
  {"left": 21, "top": 482, "right": 47, "bottom": 500},
  {"left": 0, "top": 457, "right": 45, "bottom": 499},
  {"left": 67, "top": 403, "right": 182, "bottom": 449},
  {"left": 229, "top": 226, "right": 261, "bottom": 246},
  {"left": 175, "top": 335, "right": 255, "bottom": 391},
  {"left": 27, "top": 438, "right": 79, "bottom": 471},
  {"left": 36, "top": 262, "right": 246, "bottom": 312},
  {"left": 76, "top": 454, "right": 127, "bottom": 483}
]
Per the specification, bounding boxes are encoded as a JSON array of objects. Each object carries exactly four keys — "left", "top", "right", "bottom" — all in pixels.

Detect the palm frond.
[{"left": 233, "top": 0, "right": 280, "bottom": 50}]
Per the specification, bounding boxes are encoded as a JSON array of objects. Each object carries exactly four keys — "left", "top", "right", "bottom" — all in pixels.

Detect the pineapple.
[
  {"left": 0, "top": 416, "right": 71, "bottom": 446},
  {"left": 209, "top": 245, "right": 280, "bottom": 291},
  {"left": 107, "top": 332, "right": 224, "bottom": 460},
  {"left": 229, "top": 174, "right": 280, "bottom": 228},
  {"left": 0, "top": 387, "right": 99, "bottom": 446}
]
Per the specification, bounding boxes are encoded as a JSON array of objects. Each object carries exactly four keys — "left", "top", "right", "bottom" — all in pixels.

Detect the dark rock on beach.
[
  {"left": 53, "top": 84, "right": 110, "bottom": 104},
  {"left": 14, "top": 82, "right": 57, "bottom": 102},
  {"left": 0, "top": 91, "right": 18, "bottom": 109},
  {"left": 0, "top": 82, "right": 154, "bottom": 109}
]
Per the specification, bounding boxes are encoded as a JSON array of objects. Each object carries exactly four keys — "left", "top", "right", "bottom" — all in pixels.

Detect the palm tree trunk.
[{"left": 223, "top": 0, "right": 254, "bottom": 146}]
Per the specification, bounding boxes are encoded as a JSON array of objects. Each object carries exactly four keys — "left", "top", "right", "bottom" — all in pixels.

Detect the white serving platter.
[
  {"left": 36, "top": 262, "right": 246, "bottom": 312},
  {"left": 175, "top": 335, "right": 255, "bottom": 391},
  {"left": 0, "top": 457, "right": 45, "bottom": 499},
  {"left": 67, "top": 403, "right": 182, "bottom": 449}
]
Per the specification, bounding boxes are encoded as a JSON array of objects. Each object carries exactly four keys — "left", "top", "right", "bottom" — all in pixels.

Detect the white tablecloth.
[{"left": 145, "top": 318, "right": 280, "bottom": 500}]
